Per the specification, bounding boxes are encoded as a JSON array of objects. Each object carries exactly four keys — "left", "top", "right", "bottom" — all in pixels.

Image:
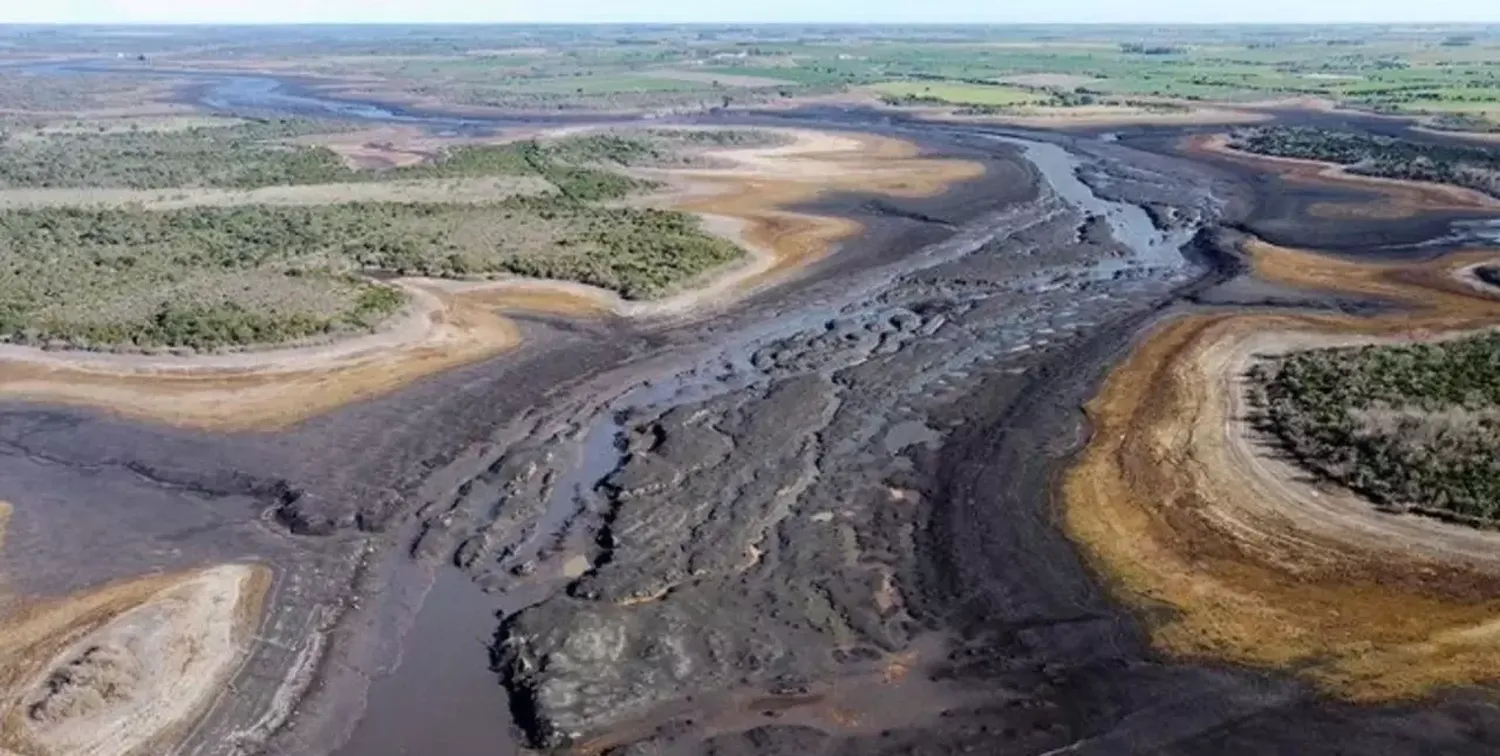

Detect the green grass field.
[
  {"left": 67, "top": 27, "right": 1482, "bottom": 127},
  {"left": 868, "top": 80, "right": 1043, "bottom": 107}
]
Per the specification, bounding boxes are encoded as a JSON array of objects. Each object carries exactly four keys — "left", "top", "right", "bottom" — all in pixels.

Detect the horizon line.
[{"left": 4, "top": 20, "right": 1500, "bottom": 27}]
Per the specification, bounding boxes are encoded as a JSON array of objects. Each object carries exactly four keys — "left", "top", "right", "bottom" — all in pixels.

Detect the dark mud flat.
[
  {"left": 1111, "top": 112, "right": 1500, "bottom": 255},
  {"left": 401, "top": 123, "right": 1226, "bottom": 753},
  {"left": 6, "top": 100, "right": 1500, "bottom": 756}
]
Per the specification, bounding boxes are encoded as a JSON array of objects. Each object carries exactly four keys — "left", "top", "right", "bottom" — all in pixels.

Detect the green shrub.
[{"left": 1249, "top": 332, "right": 1500, "bottom": 523}]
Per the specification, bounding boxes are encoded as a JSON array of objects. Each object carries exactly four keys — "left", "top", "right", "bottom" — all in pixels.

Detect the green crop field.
[{"left": 868, "top": 80, "right": 1043, "bottom": 107}]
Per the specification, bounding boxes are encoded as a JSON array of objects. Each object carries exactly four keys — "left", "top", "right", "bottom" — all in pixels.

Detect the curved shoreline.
[
  {"left": 1063, "top": 239, "right": 1500, "bottom": 701},
  {"left": 0, "top": 128, "right": 983, "bottom": 431},
  {"left": 1187, "top": 132, "right": 1500, "bottom": 219}
]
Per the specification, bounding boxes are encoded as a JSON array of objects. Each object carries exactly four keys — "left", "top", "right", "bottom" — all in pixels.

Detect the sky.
[{"left": 2, "top": 0, "right": 1498, "bottom": 25}]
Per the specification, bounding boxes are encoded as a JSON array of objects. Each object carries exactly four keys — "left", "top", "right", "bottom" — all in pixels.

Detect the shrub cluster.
[
  {"left": 1230, "top": 125, "right": 1500, "bottom": 198},
  {"left": 1248, "top": 332, "right": 1500, "bottom": 522},
  {"left": 0, "top": 195, "right": 740, "bottom": 350}
]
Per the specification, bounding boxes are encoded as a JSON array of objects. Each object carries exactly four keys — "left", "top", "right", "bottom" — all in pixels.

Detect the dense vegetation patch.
[
  {"left": 0, "top": 126, "right": 770, "bottom": 351},
  {"left": 1229, "top": 126, "right": 1500, "bottom": 198},
  {"left": 0, "top": 119, "right": 353, "bottom": 190},
  {"left": 0, "top": 197, "right": 739, "bottom": 351},
  {"left": 0, "top": 120, "right": 656, "bottom": 197},
  {"left": 540, "top": 128, "right": 790, "bottom": 169},
  {"left": 1248, "top": 332, "right": 1500, "bottom": 523}
]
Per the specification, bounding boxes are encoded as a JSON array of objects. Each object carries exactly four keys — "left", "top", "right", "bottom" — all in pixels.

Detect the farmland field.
[{"left": 868, "top": 80, "right": 1043, "bottom": 107}]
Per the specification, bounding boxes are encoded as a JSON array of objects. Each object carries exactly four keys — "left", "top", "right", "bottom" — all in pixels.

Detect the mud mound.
[
  {"left": 1477, "top": 265, "right": 1500, "bottom": 289},
  {"left": 0, "top": 564, "right": 269, "bottom": 756},
  {"left": 28, "top": 644, "right": 144, "bottom": 724}
]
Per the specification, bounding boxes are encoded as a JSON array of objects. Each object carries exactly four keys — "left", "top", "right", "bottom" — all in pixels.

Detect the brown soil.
[
  {"left": 1063, "top": 239, "right": 1500, "bottom": 701},
  {"left": 1187, "top": 133, "right": 1500, "bottom": 220},
  {"left": 659, "top": 129, "right": 982, "bottom": 300},
  {"left": 0, "top": 128, "right": 981, "bottom": 432}
]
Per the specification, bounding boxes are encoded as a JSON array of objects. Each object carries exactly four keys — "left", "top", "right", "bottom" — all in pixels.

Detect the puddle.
[{"left": 883, "top": 420, "right": 941, "bottom": 453}]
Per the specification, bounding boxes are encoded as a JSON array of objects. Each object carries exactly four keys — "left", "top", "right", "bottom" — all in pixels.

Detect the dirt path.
[
  {"left": 0, "top": 128, "right": 982, "bottom": 431},
  {"left": 1064, "top": 239, "right": 1500, "bottom": 701}
]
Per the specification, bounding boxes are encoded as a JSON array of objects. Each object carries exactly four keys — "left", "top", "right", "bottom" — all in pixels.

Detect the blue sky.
[{"left": 4, "top": 0, "right": 1498, "bottom": 24}]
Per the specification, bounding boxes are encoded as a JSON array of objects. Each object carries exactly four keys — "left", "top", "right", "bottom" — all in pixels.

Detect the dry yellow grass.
[{"left": 1063, "top": 240, "right": 1500, "bottom": 700}]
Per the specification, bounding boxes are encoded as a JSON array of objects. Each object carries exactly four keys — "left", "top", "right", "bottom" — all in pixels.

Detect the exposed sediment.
[
  {"left": 1065, "top": 204, "right": 1500, "bottom": 703},
  {"left": 0, "top": 564, "right": 270, "bottom": 756},
  {"left": 9, "top": 102, "right": 1500, "bottom": 756},
  {"left": 462, "top": 128, "right": 1220, "bottom": 752},
  {"left": 1188, "top": 132, "right": 1500, "bottom": 220},
  {"left": 0, "top": 128, "right": 978, "bottom": 432}
]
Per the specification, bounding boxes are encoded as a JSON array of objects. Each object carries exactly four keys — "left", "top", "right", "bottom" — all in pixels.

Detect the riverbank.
[
  {"left": 1188, "top": 132, "right": 1500, "bottom": 219},
  {"left": 1064, "top": 234, "right": 1500, "bottom": 701},
  {"left": 0, "top": 127, "right": 982, "bottom": 431}
]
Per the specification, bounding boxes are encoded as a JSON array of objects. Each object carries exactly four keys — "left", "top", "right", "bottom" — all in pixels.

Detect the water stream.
[
  {"left": 331, "top": 568, "right": 517, "bottom": 756},
  {"left": 991, "top": 135, "right": 1194, "bottom": 272}
]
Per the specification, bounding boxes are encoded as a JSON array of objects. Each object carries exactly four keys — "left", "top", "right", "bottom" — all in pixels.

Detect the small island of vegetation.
[
  {"left": 1229, "top": 125, "right": 1500, "bottom": 199},
  {"left": 0, "top": 125, "right": 763, "bottom": 352},
  {"left": 1249, "top": 332, "right": 1500, "bottom": 525}
]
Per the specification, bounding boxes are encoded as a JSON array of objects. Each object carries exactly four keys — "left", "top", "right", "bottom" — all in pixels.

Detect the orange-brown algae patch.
[{"left": 1062, "top": 241, "right": 1500, "bottom": 701}]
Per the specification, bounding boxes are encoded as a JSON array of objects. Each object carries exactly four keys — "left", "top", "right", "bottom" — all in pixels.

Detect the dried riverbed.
[{"left": 7, "top": 87, "right": 1500, "bottom": 755}]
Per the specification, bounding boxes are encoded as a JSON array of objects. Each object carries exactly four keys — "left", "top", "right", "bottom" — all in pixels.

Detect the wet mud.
[{"left": 5, "top": 73, "right": 1500, "bottom": 754}]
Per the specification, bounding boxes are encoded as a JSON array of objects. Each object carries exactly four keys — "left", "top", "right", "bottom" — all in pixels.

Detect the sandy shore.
[
  {"left": 1064, "top": 239, "right": 1500, "bottom": 701},
  {"left": 0, "top": 127, "right": 982, "bottom": 431}
]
